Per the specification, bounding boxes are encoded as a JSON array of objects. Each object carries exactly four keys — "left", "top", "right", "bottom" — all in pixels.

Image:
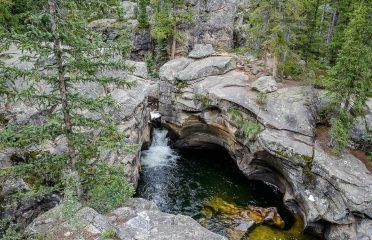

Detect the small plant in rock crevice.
[
  {"left": 256, "top": 92, "right": 268, "bottom": 106},
  {"left": 102, "top": 227, "right": 119, "bottom": 239},
  {"left": 194, "top": 93, "right": 212, "bottom": 107},
  {"left": 228, "top": 108, "right": 262, "bottom": 139}
]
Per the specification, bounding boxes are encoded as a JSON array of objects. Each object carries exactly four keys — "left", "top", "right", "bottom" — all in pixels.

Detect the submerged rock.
[{"left": 200, "top": 197, "right": 285, "bottom": 232}]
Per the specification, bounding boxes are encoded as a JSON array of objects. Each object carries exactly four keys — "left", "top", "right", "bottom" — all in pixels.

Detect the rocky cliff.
[{"left": 158, "top": 45, "right": 372, "bottom": 239}]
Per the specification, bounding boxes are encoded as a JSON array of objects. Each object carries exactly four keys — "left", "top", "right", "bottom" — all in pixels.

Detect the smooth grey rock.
[
  {"left": 176, "top": 56, "right": 237, "bottom": 81},
  {"left": 312, "top": 142, "right": 372, "bottom": 219},
  {"left": 25, "top": 204, "right": 109, "bottom": 238},
  {"left": 157, "top": 54, "right": 372, "bottom": 239},
  {"left": 258, "top": 129, "right": 313, "bottom": 164},
  {"left": 188, "top": 44, "right": 214, "bottom": 59},
  {"left": 159, "top": 57, "right": 194, "bottom": 82},
  {"left": 251, "top": 76, "right": 278, "bottom": 93},
  {"left": 195, "top": 74, "right": 317, "bottom": 136}
]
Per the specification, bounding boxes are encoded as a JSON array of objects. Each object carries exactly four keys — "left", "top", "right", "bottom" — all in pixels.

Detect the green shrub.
[
  {"left": 63, "top": 172, "right": 81, "bottom": 220},
  {"left": 86, "top": 163, "right": 134, "bottom": 213},
  {"left": 102, "top": 228, "right": 118, "bottom": 239},
  {"left": 228, "top": 108, "right": 262, "bottom": 139},
  {"left": 194, "top": 93, "right": 212, "bottom": 107},
  {"left": 256, "top": 92, "right": 267, "bottom": 106},
  {"left": 1, "top": 226, "right": 25, "bottom": 240},
  {"left": 330, "top": 110, "right": 353, "bottom": 153}
]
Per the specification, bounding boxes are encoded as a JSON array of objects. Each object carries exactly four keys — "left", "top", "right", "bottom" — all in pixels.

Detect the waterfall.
[{"left": 140, "top": 128, "right": 179, "bottom": 168}]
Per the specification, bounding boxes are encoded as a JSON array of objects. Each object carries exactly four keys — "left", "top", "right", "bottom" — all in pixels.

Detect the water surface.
[{"left": 137, "top": 129, "right": 318, "bottom": 240}]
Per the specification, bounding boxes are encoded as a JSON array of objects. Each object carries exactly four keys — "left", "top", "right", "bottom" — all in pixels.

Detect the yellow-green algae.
[
  {"left": 200, "top": 197, "right": 317, "bottom": 240},
  {"left": 200, "top": 197, "right": 284, "bottom": 228},
  {"left": 247, "top": 214, "right": 318, "bottom": 240}
]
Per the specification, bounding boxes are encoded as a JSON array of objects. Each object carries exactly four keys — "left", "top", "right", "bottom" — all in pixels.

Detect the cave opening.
[{"left": 136, "top": 127, "right": 318, "bottom": 239}]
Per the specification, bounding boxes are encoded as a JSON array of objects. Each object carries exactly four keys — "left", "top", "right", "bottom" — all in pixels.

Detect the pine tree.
[
  {"left": 249, "top": 0, "right": 304, "bottom": 80},
  {"left": 0, "top": 0, "right": 134, "bottom": 234},
  {"left": 138, "top": 0, "right": 150, "bottom": 29},
  {"left": 151, "top": 0, "right": 192, "bottom": 59},
  {"left": 325, "top": 2, "right": 372, "bottom": 152}
]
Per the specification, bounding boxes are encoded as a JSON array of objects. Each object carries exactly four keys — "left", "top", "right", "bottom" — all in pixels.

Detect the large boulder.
[
  {"left": 159, "top": 57, "right": 194, "bottom": 82},
  {"left": 176, "top": 56, "right": 237, "bottom": 81},
  {"left": 25, "top": 198, "right": 226, "bottom": 240},
  {"left": 251, "top": 76, "right": 278, "bottom": 93},
  {"left": 188, "top": 44, "right": 214, "bottom": 59},
  {"left": 117, "top": 210, "right": 226, "bottom": 240}
]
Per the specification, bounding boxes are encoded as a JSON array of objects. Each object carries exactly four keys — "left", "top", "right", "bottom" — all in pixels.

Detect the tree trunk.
[
  {"left": 326, "top": 10, "right": 338, "bottom": 44},
  {"left": 171, "top": 33, "right": 176, "bottom": 60},
  {"left": 264, "top": 50, "right": 268, "bottom": 71},
  {"left": 273, "top": 55, "right": 279, "bottom": 80},
  {"left": 48, "top": 0, "right": 82, "bottom": 200},
  {"left": 171, "top": 2, "right": 177, "bottom": 60}
]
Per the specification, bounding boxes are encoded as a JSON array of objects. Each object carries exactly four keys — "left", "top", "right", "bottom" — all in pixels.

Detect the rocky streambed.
[{"left": 2, "top": 43, "right": 372, "bottom": 239}]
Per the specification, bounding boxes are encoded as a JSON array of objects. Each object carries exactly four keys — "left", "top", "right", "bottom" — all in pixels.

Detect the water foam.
[{"left": 140, "top": 129, "right": 179, "bottom": 168}]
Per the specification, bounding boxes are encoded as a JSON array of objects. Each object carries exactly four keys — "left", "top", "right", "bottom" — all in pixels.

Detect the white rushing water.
[{"left": 140, "top": 129, "right": 179, "bottom": 168}]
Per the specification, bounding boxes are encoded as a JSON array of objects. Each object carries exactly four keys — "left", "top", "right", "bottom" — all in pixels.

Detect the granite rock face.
[
  {"left": 158, "top": 54, "right": 372, "bottom": 240},
  {"left": 25, "top": 198, "right": 226, "bottom": 240}
]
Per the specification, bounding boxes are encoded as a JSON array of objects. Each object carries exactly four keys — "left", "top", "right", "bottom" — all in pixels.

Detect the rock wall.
[
  {"left": 91, "top": 0, "right": 249, "bottom": 59},
  {"left": 158, "top": 47, "right": 372, "bottom": 239},
  {"left": 0, "top": 48, "right": 158, "bottom": 230}
]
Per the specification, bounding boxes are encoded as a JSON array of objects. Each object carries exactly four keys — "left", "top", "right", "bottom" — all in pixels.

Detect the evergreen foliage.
[
  {"left": 150, "top": 0, "right": 192, "bottom": 59},
  {"left": 248, "top": 0, "right": 304, "bottom": 80},
  {"left": 325, "top": 2, "right": 371, "bottom": 152},
  {"left": 0, "top": 0, "right": 134, "bottom": 235},
  {"left": 137, "top": 0, "right": 150, "bottom": 29},
  {"left": 145, "top": 39, "right": 168, "bottom": 78}
]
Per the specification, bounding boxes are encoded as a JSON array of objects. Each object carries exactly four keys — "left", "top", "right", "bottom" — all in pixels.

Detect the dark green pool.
[{"left": 136, "top": 129, "right": 318, "bottom": 240}]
